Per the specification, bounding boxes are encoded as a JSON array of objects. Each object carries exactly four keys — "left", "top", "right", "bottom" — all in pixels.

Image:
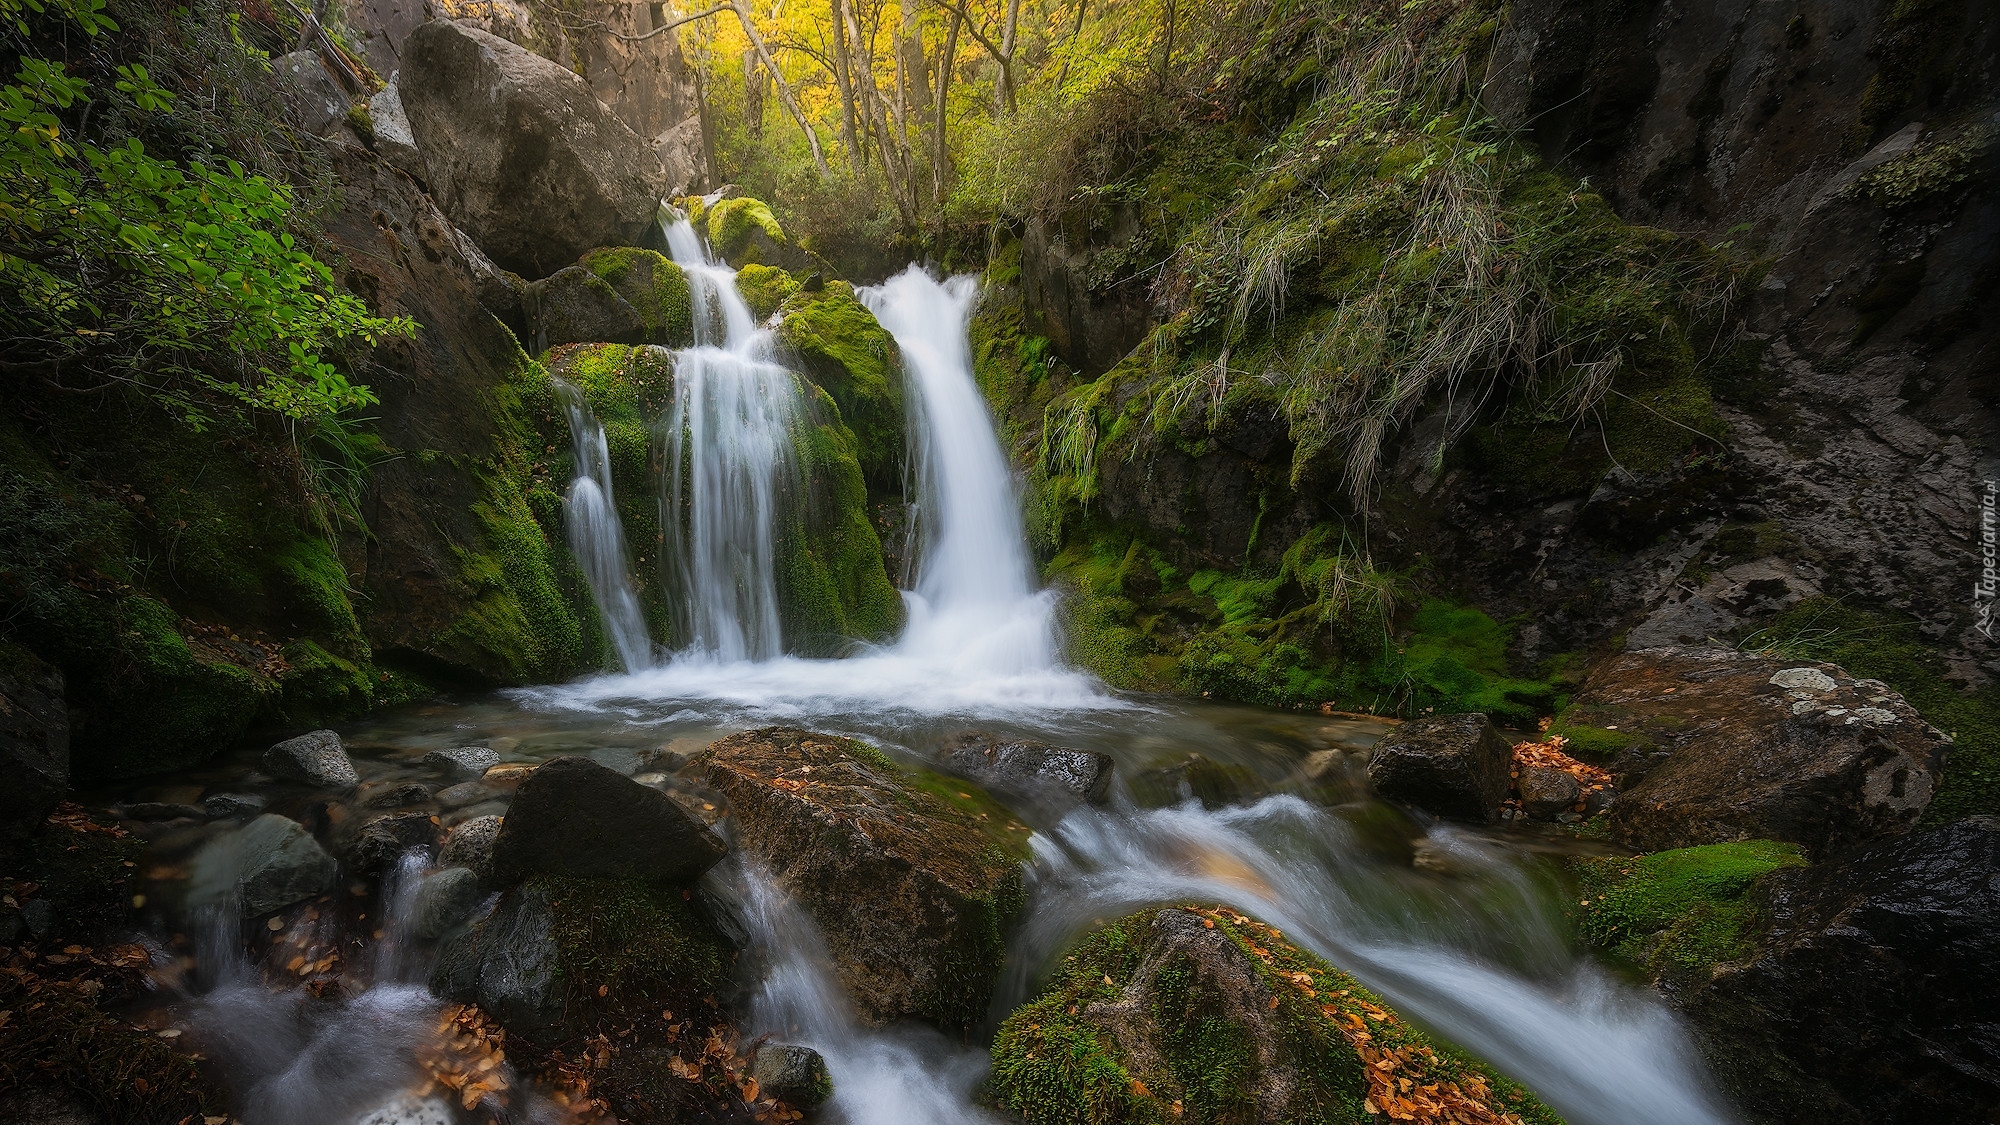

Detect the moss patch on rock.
[
  {"left": 1570, "top": 840, "right": 1806, "bottom": 982},
  {"left": 775, "top": 385, "right": 906, "bottom": 651},
  {"left": 704, "top": 196, "right": 787, "bottom": 264},
  {"left": 774, "top": 279, "right": 905, "bottom": 493},
  {"left": 989, "top": 905, "right": 1561, "bottom": 1125},
  {"left": 533, "top": 872, "right": 735, "bottom": 1030}
]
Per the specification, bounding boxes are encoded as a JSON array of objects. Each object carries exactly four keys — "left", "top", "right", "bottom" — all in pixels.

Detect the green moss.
[
  {"left": 1545, "top": 720, "right": 1649, "bottom": 763},
  {"left": 989, "top": 906, "right": 1562, "bottom": 1125},
  {"left": 704, "top": 196, "right": 787, "bottom": 264},
  {"left": 533, "top": 873, "right": 734, "bottom": 1032},
  {"left": 578, "top": 247, "right": 693, "bottom": 346},
  {"left": 774, "top": 385, "right": 905, "bottom": 651},
  {"left": 1744, "top": 598, "right": 2000, "bottom": 823},
  {"left": 274, "top": 638, "right": 374, "bottom": 727},
  {"left": 20, "top": 822, "right": 146, "bottom": 934},
  {"left": 774, "top": 280, "right": 904, "bottom": 492},
  {"left": 736, "top": 262, "right": 802, "bottom": 320},
  {"left": 1570, "top": 840, "right": 1806, "bottom": 979}
]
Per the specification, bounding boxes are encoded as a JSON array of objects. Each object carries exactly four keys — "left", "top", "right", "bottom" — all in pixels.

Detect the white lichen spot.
[
  {"left": 1770, "top": 667, "right": 1837, "bottom": 692},
  {"left": 1853, "top": 707, "right": 1899, "bottom": 725}
]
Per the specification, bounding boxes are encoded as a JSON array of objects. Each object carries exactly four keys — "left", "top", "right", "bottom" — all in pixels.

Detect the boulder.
[
  {"left": 117, "top": 802, "right": 207, "bottom": 822},
  {"left": 487, "top": 756, "right": 727, "bottom": 886},
  {"left": 363, "top": 782, "right": 432, "bottom": 809},
  {"left": 193, "top": 813, "right": 338, "bottom": 917},
  {"left": 342, "top": 811, "right": 439, "bottom": 874},
  {"left": 698, "top": 728, "right": 1027, "bottom": 1030},
  {"left": 262, "top": 730, "right": 359, "bottom": 791},
  {"left": 751, "top": 1043, "right": 832, "bottom": 1111},
  {"left": 1685, "top": 818, "right": 2000, "bottom": 1124},
  {"left": 202, "top": 793, "right": 265, "bottom": 819},
  {"left": 398, "top": 20, "right": 670, "bottom": 278},
  {"left": 933, "top": 732, "right": 1114, "bottom": 812},
  {"left": 435, "top": 781, "right": 493, "bottom": 810},
  {"left": 1518, "top": 766, "right": 1580, "bottom": 821},
  {"left": 431, "top": 881, "right": 562, "bottom": 1033},
  {"left": 1568, "top": 647, "right": 1950, "bottom": 857},
  {"left": 0, "top": 645, "right": 68, "bottom": 845},
  {"left": 531, "top": 247, "right": 692, "bottom": 349},
  {"left": 364, "top": 78, "right": 425, "bottom": 178},
  {"left": 271, "top": 51, "right": 348, "bottom": 137},
  {"left": 989, "top": 906, "right": 1557, "bottom": 1124},
  {"left": 423, "top": 745, "right": 499, "bottom": 781},
  {"left": 438, "top": 814, "right": 503, "bottom": 883},
  {"left": 1365, "top": 714, "right": 1512, "bottom": 822},
  {"left": 411, "top": 866, "right": 483, "bottom": 939}
]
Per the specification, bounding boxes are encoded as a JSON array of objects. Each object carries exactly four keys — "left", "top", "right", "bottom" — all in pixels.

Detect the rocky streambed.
[{"left": 2, "top": 646, "right": 1995, "bottom": 1125}]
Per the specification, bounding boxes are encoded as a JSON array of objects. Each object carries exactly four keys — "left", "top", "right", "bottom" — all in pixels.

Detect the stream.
[{"left": 90, "top": 229, "right": 1743, "bottom": 1125}]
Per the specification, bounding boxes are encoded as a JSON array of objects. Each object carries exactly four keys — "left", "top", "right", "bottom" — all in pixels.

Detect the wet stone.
[
  {"left": 365, "top": 782, "right": 434, "bottom": 809},
  {"left": 436, "top": 781, "right": 494, "bottom": 810},
  {"left": 118, "top": 801, "right": 207, "bottom": 822},
  {"left": 262, "top": 729, "right": 359, "bottom": 791},
  {"left": 1518, "top": 766, "right": 1581, "bottom": 821},
  {"left": 343, "top": 811, "right": 439, "bottom": 874},
  {"left": 413, "top": 866, "right": 484, "bottom": 939},
  {"left": 424, "top": 745, "right": 500, "bottom": 782},
  {"left": 752, "top": 1043, "right": 832, "bottom": 1110},
  {"left": 439, "top": 814, "right": 503, "bottom": 883},
  {"left": 203, "top": 793, "right": 266, "bottom": 818}
]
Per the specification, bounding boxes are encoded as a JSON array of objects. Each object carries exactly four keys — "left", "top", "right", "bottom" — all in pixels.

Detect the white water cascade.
[
  {"left": 658, "top": 218, "right": 803, "bottom": 661},
  {"left": 554, "top": 378, "right": 654, "bottom": 673}
]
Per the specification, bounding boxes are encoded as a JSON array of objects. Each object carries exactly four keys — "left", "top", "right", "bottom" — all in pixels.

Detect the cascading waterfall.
[
  {"left": 657, "top": 218, "right": 803, "bottom": 662},
  {"left": 860, "top": 268, "right": 1060, "bottom": 677},
  {"left": 554, "top": 377, "right": 654, "bottom": 673}
]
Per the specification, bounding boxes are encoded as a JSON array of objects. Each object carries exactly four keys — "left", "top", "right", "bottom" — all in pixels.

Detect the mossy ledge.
[{"left": 989, "top": 905, "right": 1562, "bottom": 1125}]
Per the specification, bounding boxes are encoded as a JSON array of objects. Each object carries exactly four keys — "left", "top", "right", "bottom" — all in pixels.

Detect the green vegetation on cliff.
[{"left": 1570, "top": 840, "right": 1806, "bottom": 982}]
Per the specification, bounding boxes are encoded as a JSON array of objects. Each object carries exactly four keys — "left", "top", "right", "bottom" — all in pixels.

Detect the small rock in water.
[
  {"left": 413, "top": 866, "right": 484, "bottom": 939},
  {"left": 482, "top": 763, "right": 535, "bottom": 787},
  {"left": 752, "top": 1042, "right": 833, "bottom": 1110},
  {"left": 342, "top": 811, "right": 439, "bottom": 874},
  {"left": 436, "top": 781, "right": 494, "bottom": 810},
  {"left": 191, "top": 813, "right": 338, "bottom": 917},
  {"left": 487, "top": 756, "right": 727, "bottom": 886},
  {"left": 1130, "top": 753, "right": 1269, "bottom": 810},
  {"left": 1518, "top": 766, "right": 1581, "bottom": 821},
  {"left": 1366, "top": 714, "right": 1512, "bottom": 822},
  {"left": 348, "top": 1092, "right": 455, "bottom": 1125},
  {"left": 365, "top": 782, "right": 433, "bottom": 809},
  {"left": 117, "top": 801, "right": 208, "bottom": 822},
  {"left": 424, "top": 745, "right": 500, "bottom": 782},
  {"left": 203, "top": 792, "right": 266, "bottom": 818},
  {"left": 936, "top": 732, "right": 1115, "bottom": 809},
  {"left": 262, "top": 730, "right": 360, "bottom": 791},
  {"left": 439, "top": 814, "right": 503, "bottom": 883}
]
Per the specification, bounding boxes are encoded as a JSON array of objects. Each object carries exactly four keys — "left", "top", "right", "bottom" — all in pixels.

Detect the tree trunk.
[
  {"left": 830, "top": 0, "right": 866, "bottom": 172},
  {"left": 1057, "top": 0, "right": 1088, "bottom": 88},
  {"left": 932, "top": 6, "right": 962, "bottom": 206},
  {"left": 728, "top": 1, "right": 830, "bottom": 177}
]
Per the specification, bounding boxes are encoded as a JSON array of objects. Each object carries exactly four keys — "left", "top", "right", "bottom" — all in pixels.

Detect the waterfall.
[
  {"left": 554, "top": 378, "right": 654, "bottom": 673},
  {"left": 861, "top": 268, "right": 1060, "bottom": 676},
  {"left": 658, "top": 218, "right": 803, "bottom": 662}
]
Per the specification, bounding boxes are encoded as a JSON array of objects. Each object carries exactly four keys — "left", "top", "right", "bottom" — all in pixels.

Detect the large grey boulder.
[
  {"left": 0, "top": 646, "right": 68, "bottom": 844},
  {"left": 487, "top": 756, "right": 726, "bottom": 886},
  {"left": 272, "top": 51, "right": 348, "bottom": 137},
  {"left": 430, "top": 881, "right": 562, "bottom": 1032},
  {"left": 1365, "top": 714, "right": 1513, "bottom": 822},
  {"left": 193, "top": 813, "right": 338, "bottom": 917},
  {"left": 262, "top": 729, "right": 359, "bottom": 791},
  {"left": 412, "top": 866, "right": 484, "bottom": 939},
  {"left": 398, "top": 20, "right": 669, "bottom": 278}
]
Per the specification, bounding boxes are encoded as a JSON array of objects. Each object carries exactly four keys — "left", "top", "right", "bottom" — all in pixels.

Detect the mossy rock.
[
  {"left": 1569, "top": 839, "right": 1807, "bottom": 984},
  {"left": 535, "top": 247, "right": 693, "bottom": 349},
  {"left": 703, "top": 196, "right": 787, "bottom": 266},
  {"left": 699, "top": 728, "right": 1029, "bottom": 1032},
  {"left": 989, "top": 905, "right": 1562, "bottom": 1125},
  {"left": 535, "top": 872, "right": 736, "bottom": 1033},
  {"left": 776, "top": 384, "right": 906, "bottom": 651},
  {"left": 773, "top": 278, "right": 905, "bottom": 493},
  {"left": 736, "top": 262, "right": 802, "bottom": 320}
]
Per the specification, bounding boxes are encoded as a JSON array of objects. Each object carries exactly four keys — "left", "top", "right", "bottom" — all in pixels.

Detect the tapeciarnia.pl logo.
[{"left": 1979, "top": 478, "right": 1997, "bottom": 640}]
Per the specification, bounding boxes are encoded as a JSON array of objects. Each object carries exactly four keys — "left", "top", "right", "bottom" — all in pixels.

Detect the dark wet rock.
[
  {"left": 412, "top": 866, "right": 484, "bottom": 939},
  {"left": 1685, "top": 817, "right": 2000, "bottom": 1124},
  {"left": 1020, "top": 210, "right": 1155, "bottom": 377},
  {"left": 193, "top": 813, "right": 337, "bottom": 917},
  {"left": 699, "top": 728, "right": 1027, "bottom": 1030},
  {"left": 364, "top": 783, "right": 433, "bottom": 809},
  {"left": 488, "top": 756, "right": 727, "bottom": 887},
  {"left": 423, "top": 745, "right": 500, "bottom": 782},
  {"left": 342, "top": 811, "right": 439, "bottom": 875},
  {"left": 431, "top": 881, "right": 562, "bottom": 1033},
  {"left": 1130, "top": 753, "right": 1271, "bottom": 810},
  {"left": 0, "top": 1083, "right": 104, "bottom": 1125},
  {"left": 1517, "top": 767, "right": 1580, "bottom": 821},
  {"left": 0, "top": 906, "right": 24, "bottom": 945},
  {"left": 1365, "top": 714, "right": 1513, "bottom": 822},
  {"left": 934, "top": 732, "right": 1114, "bottom": 811},
  {"left": 202, "top": 793, "right": 265, "bottom": 819},
  {"left": 399, "top": 21, "right": 669, "bottom": 278},
  {"left": 271, "top": 50, "right": 348, "bottom": 138},
  {"left": 751, "top": 1043, "right": 832, "bottom": 1110},
  {"left": 1568, "top": 647, "right": 1950, "bottom": 858},
  {"left": 0, "top": 646, "right": 69, "bottom": 845},
  {"left": 115, "top": 802, "right": 206, "bottom": 822},
  {"left": 438, "top": 814, "right": 503, "bottom": 884},
  {"left": 19, "top": 897, "right": 57, "bottom": 938},
  {"left": 435, "top": 781, "right": 494, "bottom": 810},
  {"left": 532, "top": 248, "right": 691, "bottom": 349},
  {"left": 262, "top": 730, "right": 359, "bottom": 791},
  {"left": 990, "top": 906, "right": 1558, "bottom": 1123}
]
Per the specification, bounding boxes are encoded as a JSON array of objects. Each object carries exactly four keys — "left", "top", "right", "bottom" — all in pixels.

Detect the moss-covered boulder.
[
  {"left": 1569, "top": 839, "right": 1808, "bottom": 985},
  {"left": 696, "top": 196, "right": 795, "bottom": 268},
  {"left": 773, "top": 279, "right": 905, "bottom": 494},
  {"left": 533, "top": 247, "right": 693, "bottom": 350},
  {"left": 777, "top": 384, "right": 906, "bottom": 650},
  {"left": 698, "top": 728, "right": 1029, "bottom": 1031},
  {"left": 990, "top": 905, "right": 1560, "bottom": 1125}
]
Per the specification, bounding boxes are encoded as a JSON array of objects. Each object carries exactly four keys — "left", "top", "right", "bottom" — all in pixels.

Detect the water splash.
[
  {"left": 1013, "top": 796, "right": 1741, "bottom": 1125},
  {"left": 714, "top": 858, "right": 1003, "bottom": 1125},
  {"left": 657, "top": 218, "right": 803, "bottom": 662},
  {"left": 554, "top": 378, "right": 654, "bottom": 673}
]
